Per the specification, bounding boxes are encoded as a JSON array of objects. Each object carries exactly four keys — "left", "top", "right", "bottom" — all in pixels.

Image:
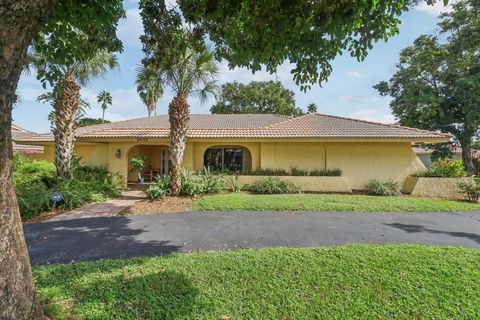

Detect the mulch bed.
[{"left": 121, "top": 196, "right": 195, "bottom": 215}]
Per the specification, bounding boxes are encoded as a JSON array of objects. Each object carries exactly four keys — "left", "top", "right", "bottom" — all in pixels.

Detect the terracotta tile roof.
[
  {"left": 15, "top": 113, "right": 450, "bottom": 142},
  {"left": 12, "top": 124, "right": 44, "bottom": 152}
]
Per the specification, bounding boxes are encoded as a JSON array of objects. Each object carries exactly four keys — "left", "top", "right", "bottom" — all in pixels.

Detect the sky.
[{"left": 13, "top": 1, "right": 454, "bottom": 133}]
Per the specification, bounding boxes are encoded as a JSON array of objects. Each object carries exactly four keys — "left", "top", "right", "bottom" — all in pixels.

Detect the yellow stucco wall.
[
  {"left": 23, "top": 139, "right": 425, "bottom": 189},
  {"left": 403, "top": 176, "right": 471, "bottom": 200},
  {"left": 257, "top": 141, "right": 424, "bottom": 190},
  {"left": 23, "top": 143, "right": 108, "bottom": 167}
]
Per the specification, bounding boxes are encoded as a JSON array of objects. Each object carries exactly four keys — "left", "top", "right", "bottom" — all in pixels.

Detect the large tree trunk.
[
  {"left": 461, "top": 141, "right": 475, "bottom": 174},
  {"left": 0, "top": 1, "right": 56, "bottom": 319},
  {"left": 53, "top": 76, "right": 80, "bottom": 177},
  {"left": 168, "top": 95, "right": 189, "bottom": 195}
]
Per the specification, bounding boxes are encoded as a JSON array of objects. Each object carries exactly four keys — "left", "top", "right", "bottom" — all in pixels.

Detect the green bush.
[
  {"left": 290, "top": 166, "right": 310, "bottom": 176},
  {"left": 13, "top": 159, "right": 124, "bottom": 220},
  {"left": 198, "top": 167, "right": 225, "bottom": 193},
  {"left": 366, "top": 179, "right": 401, "bottom": 196},
  {"left": 414, "top": 160, "right": 468, "bottom": 178},
  {"left": 145, "top": 176, "right": 171, "bottom": 199},
  {"left": 458, "top": 180, "right": 480, "bottom": 202},
  {"left": 309, "top": 168, "right": 342, "bottom": 176},
  {"left": 145, "top": 168, "right": 226, "bottom": 199},
  {"left": 180, "top": 169, "right": 205, "bottom": 196},
  {"left": 245, "top": 168, "right": 290, "bottom": 176},
  {"left": 247, "top": 177, "right": 302, "bottom": 194}
]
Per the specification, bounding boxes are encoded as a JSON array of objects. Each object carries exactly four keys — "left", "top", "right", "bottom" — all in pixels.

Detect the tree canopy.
[
  {"left": 374, "top": 0, "right": 480, "bottom": 172},
  {"left": 210, "top": 81, "right": 303, "bottom": 116},
  {"left": 307, "top": 103, "right": 318, "bottom": 113},
  {"left": 77, "top": 118, "right": 110, "bottom": 127},
  {"left": 178, "top": 0, "right": 440, "bottom": 90},
  {"left": 136, "top": 64, "right": 164, "bottom": 117},
  {"left": 32, "top": 0, "right": 125, "bottom": 87}
]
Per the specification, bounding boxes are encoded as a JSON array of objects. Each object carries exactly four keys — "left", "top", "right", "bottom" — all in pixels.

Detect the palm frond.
[{"left": 74, "top": 51, "right": 119, "bottom": 86}]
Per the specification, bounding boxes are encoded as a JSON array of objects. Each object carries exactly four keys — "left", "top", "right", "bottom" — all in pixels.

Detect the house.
[
  {"left": 14, "top": 113, "right": 449, "bottom": 190},
  {"left": 11, "top": 124, "right": 44, "bottom": 155},
  {"left": 412, "top": 146, "right": 464, "bottom": 168}
]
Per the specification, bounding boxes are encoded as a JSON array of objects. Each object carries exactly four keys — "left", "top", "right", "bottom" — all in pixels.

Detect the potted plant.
[{"left": 129, "top": 155, "right": 148, "bottom": 184}]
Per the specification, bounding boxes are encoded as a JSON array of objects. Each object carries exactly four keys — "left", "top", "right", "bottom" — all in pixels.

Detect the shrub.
[
  {"left": 198, "top": 167, "right": 225, "bottom": 193},
  {"left": 309, "top": 168, "right": 342, "bottom": 176},
  {"left": 228, "top": 175, "right": 241, "bottom": 193},
  {"left": 458, "top": 180, "right": 480, "bottom": 202},
  {"left": 414, "top": 160, "right": 468, "bottom": 178},
  {"left": 145, "top": 176, "right": 171, "bottom": 199},
  {"left": 245, "top": 168, "right": 290, "bottom": 176},
  {"left": 247, "top": 177, "right": 302, "bottom": 194},
  {"left": 180, "top": 169, "right": 206, "bottom": 196},
  {"left": 145, "top": 169, "right": 227, "bottom": 199},
  {"left": 366, "top": 179, "right": 401, "bottom": 196},
  {"left": 13, "top": 159, "right": 124, "bottom": 220},
  {"left": 290, "top": 166, "right": 309, "bottom": 176}
]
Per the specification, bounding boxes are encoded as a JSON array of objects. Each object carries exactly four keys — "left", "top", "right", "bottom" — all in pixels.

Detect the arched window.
[{"left": 204, "top": 147, "right": 251, "bottom": 172}]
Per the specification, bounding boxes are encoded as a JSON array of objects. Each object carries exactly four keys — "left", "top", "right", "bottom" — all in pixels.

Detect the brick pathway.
[{"left": 48, "top": 189, "right": 146, "bottom": 222}]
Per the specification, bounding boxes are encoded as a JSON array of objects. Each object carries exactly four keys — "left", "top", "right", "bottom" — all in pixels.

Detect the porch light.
[{"left": 115, "top": 149, "right": 121, "bottom": 158}]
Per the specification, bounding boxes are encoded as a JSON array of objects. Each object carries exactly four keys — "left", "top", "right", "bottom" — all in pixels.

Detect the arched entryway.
[
  {"left": 127, "top": 144, "right": 169, "bottom": 182},
  {"left": 203, "top": 146, "right": 252, "bottom": 172}
]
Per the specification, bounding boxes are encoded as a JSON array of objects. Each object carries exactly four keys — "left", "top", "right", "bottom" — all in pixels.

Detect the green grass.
[
  {"left": 34, "top": 245, "right": 480, "bottom": 319},
  {"left": 193, "top": 193, "right": 480, "bottom": 212}
]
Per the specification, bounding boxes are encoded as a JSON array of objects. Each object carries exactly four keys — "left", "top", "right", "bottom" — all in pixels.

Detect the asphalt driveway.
[{"left": 24, "top": 211, "right": 480, "bottom": 265}]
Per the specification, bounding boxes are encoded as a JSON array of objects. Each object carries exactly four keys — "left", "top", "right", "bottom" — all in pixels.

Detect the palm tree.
[
  {"left": 97, "top": 90, "right": 112, "bottom": 122},
  {"left": 26, "top": 50, "right": 118, "bottom": 177},
  {"left": 136, "top": 65, "right": 163, "bottom": 117},
  {"left": 152, "top": 46, "right": 218, "bottom": 194}
]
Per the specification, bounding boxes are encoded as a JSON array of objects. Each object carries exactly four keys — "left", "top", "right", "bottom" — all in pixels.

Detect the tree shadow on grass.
[
  {"left": 24, "top": 216, "right": 182, "bottom": 265},
  {"left": 384, "top": 223, "right": 480, "bottom": 244},
  {"left": 38, "top": 266, "right": 198, "bottom": 320}
]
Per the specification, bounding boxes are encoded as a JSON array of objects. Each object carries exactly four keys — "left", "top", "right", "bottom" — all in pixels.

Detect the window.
[{"left": 204, "top": 147, "right": 250, "bottom": 172}]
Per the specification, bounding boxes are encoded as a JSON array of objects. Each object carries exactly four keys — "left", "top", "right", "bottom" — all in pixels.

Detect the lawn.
[
  {"left": 193, "top": 193, "right": 480, "bottom": 212},
  {"left": 35, "top": 245, "right": 480, "bottom": 319}
]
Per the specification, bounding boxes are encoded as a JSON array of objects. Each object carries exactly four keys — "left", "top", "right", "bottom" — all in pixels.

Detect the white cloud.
[
  {"left": 338, "top": 96, "right": 380, "bottom": 104},
  {"left": 347, "top": 107, "right": 395, "bottom": 124},
  {"left": 81, "top": 86, "right": 148, "bottom": 120},
  {"left": 17, "top": 87, "right": 44, "bottom": 103},
  {"left": 415, "top": 0, "right": 456, "bottom": 16},
  {"left": 117, "top": 8, "right": 143, "bottom": 48},
  {"left": 217, "top": 60, "right": 295, "bottom": 86},
  {"left": 345, "top": 71, "right": 364, "bottom": 78}
]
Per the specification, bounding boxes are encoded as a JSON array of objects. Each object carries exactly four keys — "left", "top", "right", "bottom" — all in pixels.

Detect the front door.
[{"left": 160, "top": 148, "right": 169, "bottom": 176}]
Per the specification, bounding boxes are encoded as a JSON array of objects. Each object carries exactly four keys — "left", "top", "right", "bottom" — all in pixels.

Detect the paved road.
[{"left": 24, "top": 211, "right": 480, "bottom": 265}]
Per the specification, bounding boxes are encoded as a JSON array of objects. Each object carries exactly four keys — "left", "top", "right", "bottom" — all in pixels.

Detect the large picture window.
[{"left": 204, "top": 147, "right": 250, "bottom": 172}]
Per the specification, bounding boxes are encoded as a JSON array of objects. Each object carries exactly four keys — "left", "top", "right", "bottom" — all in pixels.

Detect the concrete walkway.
[
  {"left": 47, "top": 189, "right": 145, "bottom": 221},
  {"left": 25, "top": 210, "right": 480, "bottom": 265}
]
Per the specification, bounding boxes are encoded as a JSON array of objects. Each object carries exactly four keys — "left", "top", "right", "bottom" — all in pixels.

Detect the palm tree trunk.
[
  {"left": 168, "top": 94, "right": 189, "bottom": 195},
  {"left": 147, "top": 102, "right": 153, "bottom": 117},
  {"left": 53, "top": 75, "right": 80, "bottom": 178},
  {"left": 0, "top": 1, "right": 55, "bottom": 319},
  {"left": 102, "top": 108, "right": 106, "bottom": 123}
]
